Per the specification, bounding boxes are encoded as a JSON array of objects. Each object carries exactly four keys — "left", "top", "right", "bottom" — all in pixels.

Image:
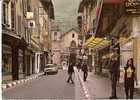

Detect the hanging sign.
[
  {"left": 125, "top": 0, "right": 140, "bottom": 14},
  {"left": 26, "top": 12, "right": 34, "bottom": 20}
]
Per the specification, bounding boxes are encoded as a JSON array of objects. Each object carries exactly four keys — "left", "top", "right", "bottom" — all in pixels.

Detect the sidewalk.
[
  {"left": 78, "top": 70, "right": 140, "bottom": 99},
  {"left": 2, "top": 72, "right": 44, "bottom": 90}
]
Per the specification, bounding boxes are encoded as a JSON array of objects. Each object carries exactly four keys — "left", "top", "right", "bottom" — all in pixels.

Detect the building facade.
[
  {"left": 51, "top": 21, "right": 61, "bottom": 65},
  {"left": 2, "top": 0, "right": 29, "bottom": 82},
  {"left": 78, "top": 0, "right": 140, "bottom": 85},
  {"left": 61, "top": 28, "right": 80, "bottom": 65},
  {"left": 78, "top": 0, "right": 97, "bottom": 71},
  {"left": 2, "top": 0, "right": 55, "bottom": 83}
]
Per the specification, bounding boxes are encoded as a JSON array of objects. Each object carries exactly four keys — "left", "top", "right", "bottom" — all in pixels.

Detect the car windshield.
[{"left": 45, "top": 65, "right": 56, "bottom": 68}]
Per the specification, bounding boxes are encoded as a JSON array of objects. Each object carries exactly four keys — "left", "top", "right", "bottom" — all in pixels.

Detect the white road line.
[{"left": 77, "top": 70, "right": 91, "bottom": 100}]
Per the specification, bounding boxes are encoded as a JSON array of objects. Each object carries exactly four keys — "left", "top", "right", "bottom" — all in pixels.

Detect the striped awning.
[{"left": 83, "top": 36, "right": 110, "bottom": 49}]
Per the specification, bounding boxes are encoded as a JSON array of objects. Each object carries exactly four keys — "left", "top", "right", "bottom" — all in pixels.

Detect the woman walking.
[{"left": 124, "top": 58, "right": 138, "bottom": 99}]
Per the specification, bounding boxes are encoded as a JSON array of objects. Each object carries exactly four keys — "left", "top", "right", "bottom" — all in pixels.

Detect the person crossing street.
[
  {"left": 67, "top": 62, "right": 74, "bottom": 84},
  {"left": 76, "top": 60, "right": 81, "bottom": 72}
]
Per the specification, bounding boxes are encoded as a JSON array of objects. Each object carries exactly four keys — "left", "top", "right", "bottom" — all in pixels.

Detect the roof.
[
  {"left": 60, "top": 28, "right": 80, "bottom": 39},
  {"left": 78, "top": 0, "right": 96, "bottom": 13},
  {"left": 78, "top": 1, "right": 84, "bottom": 13},
  {"left": 40, "top": 0, "right": 55, "bottom": 19}
]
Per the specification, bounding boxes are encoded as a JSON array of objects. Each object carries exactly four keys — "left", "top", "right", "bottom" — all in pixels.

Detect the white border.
[{"left": 0, "top": 0, "right": 3, "bottom": 99}]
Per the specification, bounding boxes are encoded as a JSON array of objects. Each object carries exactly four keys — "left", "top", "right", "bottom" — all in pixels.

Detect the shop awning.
[
  {"left": 31, "top": 39, "right": 42, "bottom": 52},
  {"left": 104, "top": 0, "right": 121, "bottom": 4},
  {"left": 83, "top": 36, "right": 110, "bottom": 49},
  {"left": 95, "top": 0, "right": 122, "bottom": 38}
]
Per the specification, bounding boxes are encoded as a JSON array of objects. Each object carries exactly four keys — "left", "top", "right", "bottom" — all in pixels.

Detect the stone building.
[
  {"left": 78, "top": 0, "right": 140, "bottom": 85},
  {"left": 2, "top": 0, "right": 55, "bottom": 83},
  {"left": 61, "top": 28, "right": 80, "bottom": 65},
  {"left": 2, "top": 0, "right": 29, "bottom": 82}
]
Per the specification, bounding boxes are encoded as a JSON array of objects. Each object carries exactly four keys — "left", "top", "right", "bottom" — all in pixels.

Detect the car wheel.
[{"left": 44, "top": 72, "right": 47, "bottom": 75}]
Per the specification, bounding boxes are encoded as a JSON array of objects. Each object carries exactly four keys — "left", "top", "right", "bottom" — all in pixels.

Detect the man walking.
[
  {"left": 67, "top": 63, "right": 74, "bottom": 84},
  {"left": 109, "top": 55, "right": 119, "bottom": 99},
  {"left": 82, "top": 62, "right": 88, "bottom": 81},
  {"left": 76, "top": 60, "right": 81, "bottom": 72}
]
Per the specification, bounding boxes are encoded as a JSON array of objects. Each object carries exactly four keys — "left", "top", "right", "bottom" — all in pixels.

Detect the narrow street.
[
  {"left": 2, "top": 0, "right": 140, "bottom": 99},
  {"left": 2, "top": 69, "right": 85, "bottom": 99}
]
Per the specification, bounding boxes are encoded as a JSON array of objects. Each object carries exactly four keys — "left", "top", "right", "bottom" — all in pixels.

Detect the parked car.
[
  {"left": 57, "top": 65, "right": 63, "bottom": 69},
  {"left": 53, "top": 63, "right": 63, "bottom": 70},
  {"left": 44, "top": 64, "right": 58, "bottom": 75}
]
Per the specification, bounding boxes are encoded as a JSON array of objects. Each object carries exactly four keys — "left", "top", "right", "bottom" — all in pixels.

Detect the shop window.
[
  {"left": 19, "top": 50, "right": 24, "bottom": 79},
  {"left": 2, "top": 52, "right": 12, "bottom": 83},
  {"left": 2, "top": 54, "right": 12, "bottom": 75}
]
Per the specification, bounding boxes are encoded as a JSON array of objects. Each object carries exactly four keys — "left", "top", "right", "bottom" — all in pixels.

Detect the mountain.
[{"left": 53, "top": 0, "right": 81, "bottom": 33}]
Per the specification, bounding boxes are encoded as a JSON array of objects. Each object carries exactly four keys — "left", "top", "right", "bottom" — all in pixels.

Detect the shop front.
[
  {"left": 94, "top": 45, "right": 111, "bottom": 75},
  {"left": 2, "top": 44, "right": 12, "bottom": 83},
  {"left": 2, "top": 29, "right": 27, "bottom": 82},
  {"left": 120, "top": 41, "right": 133, "bottom": 68},
  {"left": 119, "top": 40, "right": 133, "bottom": 82},
  {"left": 18, "top": 49, "right": 24, "bottom": 79},
  {"left": 83, "top": 36, "right": 111, "bottom": 74}
]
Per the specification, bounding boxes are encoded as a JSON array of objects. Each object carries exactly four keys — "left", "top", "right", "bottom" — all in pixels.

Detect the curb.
[
  {"left": 76, "top": 70, "right": 91, "bottom": 100},
  {"left": 2, "top": 73, "right": 44, "bottom": 90}
]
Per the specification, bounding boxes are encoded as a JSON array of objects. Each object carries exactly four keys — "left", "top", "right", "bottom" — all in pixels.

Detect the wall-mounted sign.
[
  {"left": 26, "top": 12, "right": 34, "bottom": 20},
  {"left": 28, "top": 20, "right": 35, "bottom": 28},
  {"left": 125, "top": 0, "right": 140, "bottom": 14}
]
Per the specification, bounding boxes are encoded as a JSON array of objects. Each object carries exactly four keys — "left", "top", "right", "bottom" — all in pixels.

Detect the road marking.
[{"left": 77, "top": 70, "right": 91, "bottom": 100}]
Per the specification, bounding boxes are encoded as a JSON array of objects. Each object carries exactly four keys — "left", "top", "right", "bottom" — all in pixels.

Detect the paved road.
[{"left": 3, "top": 70, "right": 83, "bottom": 99}]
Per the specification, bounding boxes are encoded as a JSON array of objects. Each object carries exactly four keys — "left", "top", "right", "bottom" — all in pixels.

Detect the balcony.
[{"left": 95, "top": 0, "right": 123, "bottom": 38}]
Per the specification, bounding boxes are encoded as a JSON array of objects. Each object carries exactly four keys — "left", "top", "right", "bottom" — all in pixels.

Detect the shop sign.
[
  {"left": 120, "top": 41, "right": 133, "bottom": 51},
  {"left": 26, "top": 12, "right": 34, "bottom": 20},
  {"left": 125, "top": 0, "right": 140, "bottom": 15},
  {"left": 28, "top": 20, "right": 35, "bottom": 29}
]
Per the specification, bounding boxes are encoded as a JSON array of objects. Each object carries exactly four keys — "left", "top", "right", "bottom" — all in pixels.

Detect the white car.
[{"left": 44, "top": 64, "right": 58, "bottom": 75}]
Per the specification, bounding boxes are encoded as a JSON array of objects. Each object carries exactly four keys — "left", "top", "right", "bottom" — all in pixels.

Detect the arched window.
[
  {"left": 70, "top": 40, "right": 76, "bottom": 47},
  {"left": 72, "top": 33, "right": 75, "bottom": 38}
]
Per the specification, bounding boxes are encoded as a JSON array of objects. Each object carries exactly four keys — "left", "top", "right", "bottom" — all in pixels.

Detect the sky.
[{"left": 52, "top": 0, "right": 81, "bottom": 33}]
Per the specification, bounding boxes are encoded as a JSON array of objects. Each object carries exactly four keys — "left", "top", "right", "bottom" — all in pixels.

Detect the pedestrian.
[
  {"left": 77, "top": 60, "right": 81, "bottom": 72},
  {"left": 109, "top": 54, "right": 119, "bottom": 99},
  {"left": 82, "top": 62, "right": 88, "bottom": 81},
  {"left": 124, "top": 58, "right": 138, "bottom": 99},
  {"left": 67, "top": 62, "right": 74, "bottom": 84}
]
